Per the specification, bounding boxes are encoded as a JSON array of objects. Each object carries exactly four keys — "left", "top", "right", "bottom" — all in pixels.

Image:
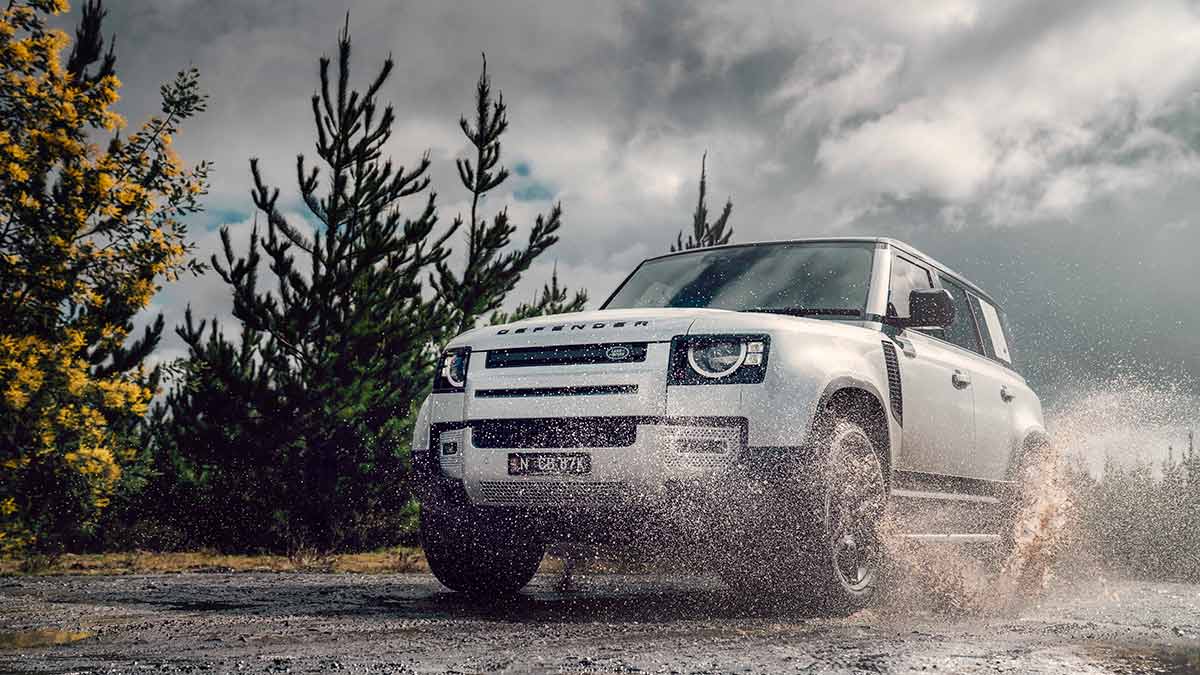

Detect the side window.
[
  {"left": 937, "top": 275, "right": 984, "bottom": 355},
  {"left": 887, "top": 255, "right": 933, "bottom": 319},
  {"left": 970, "top": 295, "right": 1013, "bottom": 364}
]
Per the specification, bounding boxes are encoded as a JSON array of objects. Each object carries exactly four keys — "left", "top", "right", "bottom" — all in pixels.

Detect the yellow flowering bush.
[{"left": 0, "top": 0, "right": 208, "bottom": 553}]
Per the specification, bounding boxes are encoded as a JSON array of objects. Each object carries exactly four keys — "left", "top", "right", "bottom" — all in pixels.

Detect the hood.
[{"left": 448, "top": 308, "right": 738, "bottom": 351}]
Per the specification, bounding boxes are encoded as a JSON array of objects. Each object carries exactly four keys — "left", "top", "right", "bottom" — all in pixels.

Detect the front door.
[
  {"left": 886, "top": 254, "right": 976, "bottom": 476},
  {"left": 893, "top": 330, "right": 977, "bottom": 476}
]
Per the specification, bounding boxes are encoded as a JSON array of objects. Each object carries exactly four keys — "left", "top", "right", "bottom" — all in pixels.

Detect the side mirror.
[{"left": 908, "top": 288, "right": 955, "bottom": 329}]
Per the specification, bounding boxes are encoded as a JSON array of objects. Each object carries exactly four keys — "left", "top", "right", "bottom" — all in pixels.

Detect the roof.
[{"left": 636, "top": 236, "right": 1001, "bottom": 309}]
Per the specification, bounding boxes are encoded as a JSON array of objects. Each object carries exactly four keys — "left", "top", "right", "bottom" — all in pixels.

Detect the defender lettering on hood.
[
  {"left": 496, "top": 320, "right": 650, "bottom": 335},
  {"left": 452, "top": 308, "right": 730, "bottom": 350}
]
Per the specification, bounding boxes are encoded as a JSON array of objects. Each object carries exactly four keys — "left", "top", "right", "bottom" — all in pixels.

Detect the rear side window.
[
  {"left": 887, "top": 255, "right": 933, "bottom": 320},
  {"left": 970, "top": 295, "right": 1014, "bottom": 364},
  {"left": 937, "top": 275, "right": 984, "bottom": 355}
]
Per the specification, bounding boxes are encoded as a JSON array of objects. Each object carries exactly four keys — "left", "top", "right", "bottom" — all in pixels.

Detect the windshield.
[{"left": 602, "top": 242, "right": 876, "bottom": 317}]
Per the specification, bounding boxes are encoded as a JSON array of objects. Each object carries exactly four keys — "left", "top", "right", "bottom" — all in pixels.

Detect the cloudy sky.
[{"left": 85, "top": 1, "right": 1199, "bottom": 449}]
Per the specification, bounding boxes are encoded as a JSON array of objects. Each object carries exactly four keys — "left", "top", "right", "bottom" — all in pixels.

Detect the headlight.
[
  {"left": 669, "top": 335, "right": 769, "bottom": 385},
  {"left": 433, "top": 347, "right": 470, "bottom": 393},
  {"left": 687, "top": 340, "right": 747, "bottom": 378},
  {"left": 443, "top": 352, "right": 468, "bottom": 387}
]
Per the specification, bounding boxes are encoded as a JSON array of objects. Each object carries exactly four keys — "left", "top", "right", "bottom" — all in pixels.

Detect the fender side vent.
[{"left": 881, "top": 341, "right": 903, "bottom": 426}]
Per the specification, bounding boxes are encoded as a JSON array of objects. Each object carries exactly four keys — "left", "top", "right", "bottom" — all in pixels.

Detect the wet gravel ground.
[{"left": 1, "top": 572, "right": 1198, "bottom": 674}]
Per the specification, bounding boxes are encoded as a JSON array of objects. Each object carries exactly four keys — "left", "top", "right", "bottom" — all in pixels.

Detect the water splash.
[
  {"left": 879, "top": 376, "right": 1197, "bottom": 616},
  {"left": 876, "top": 440, "right": 1074, "bottom": 616},
  {"left": 992, "top": 438, "right": 1075, "bottom": 603},
  {"left": 1056, "top": 377, "right": 1193, "bottom": 462}
]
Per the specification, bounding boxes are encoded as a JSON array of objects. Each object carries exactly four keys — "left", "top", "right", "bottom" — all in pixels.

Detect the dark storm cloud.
[{"left": 82, "top": 0, "right": 1200, "bottom": 403}]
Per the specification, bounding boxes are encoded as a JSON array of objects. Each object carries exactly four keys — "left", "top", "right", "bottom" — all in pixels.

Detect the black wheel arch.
[
  {"left": 812, "top": 383, "right": 893, "bottom": 486},
  {"left": 1008, "top": 428, "right": 1052, "bottom": 481}
]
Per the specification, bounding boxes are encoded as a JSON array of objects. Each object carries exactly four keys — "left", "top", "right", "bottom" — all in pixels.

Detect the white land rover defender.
[{"left": 413, "top": 238, "right": 1046, "bottom": 612}]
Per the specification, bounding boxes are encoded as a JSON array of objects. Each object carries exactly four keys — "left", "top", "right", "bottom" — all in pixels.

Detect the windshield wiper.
[{"left": 744, "top": 307, "right": 862, "bottom": 318}]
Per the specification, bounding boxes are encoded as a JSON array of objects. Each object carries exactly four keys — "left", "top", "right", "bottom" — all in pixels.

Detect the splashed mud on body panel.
[{"left": 877, "top": 438, "right": 1074, "bottom": 616}]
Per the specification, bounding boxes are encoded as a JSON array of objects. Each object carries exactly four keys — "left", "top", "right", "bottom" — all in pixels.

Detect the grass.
[
  {"left": 0, "top": 629, "right": 93, "bottom": 649},
  {"left": 0, "top": 547, "right": 430, "bottom": 576}
]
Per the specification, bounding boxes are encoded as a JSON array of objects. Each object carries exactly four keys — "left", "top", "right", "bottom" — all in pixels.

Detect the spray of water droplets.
[{"left": 877, "top": 375, "right": 1197, "bottom": 617}]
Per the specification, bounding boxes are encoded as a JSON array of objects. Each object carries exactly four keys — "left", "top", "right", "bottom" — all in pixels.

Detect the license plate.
[{"left": 507, "top": 453, "right": 592, "bottom": 476}]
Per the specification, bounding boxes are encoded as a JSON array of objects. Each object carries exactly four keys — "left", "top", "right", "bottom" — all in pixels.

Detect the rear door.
[
  {"left": 967, "top": 294, "right": 1021, "bottom": 481},
  {"left": 887, "top": 255, "right": 976, "bottom": 477},
  {"left": 934, "top": 274, "right": 1010, "bottom": 481}
]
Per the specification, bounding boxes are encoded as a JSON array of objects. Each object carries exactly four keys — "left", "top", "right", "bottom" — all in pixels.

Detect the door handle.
[
  {"left": 1000, "top": 386, "right": 1015, "bottom": 403},
  {"left": 951, "top": 370, "right": 972, "bottom": 389}
]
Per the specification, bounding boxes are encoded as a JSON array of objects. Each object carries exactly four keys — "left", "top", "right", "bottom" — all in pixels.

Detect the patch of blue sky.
[
  {"left": 513, "top": 182, "right": 555, "bottom": 202},
  {"left": 198, "top": 208, "right": 249, "bottom": 231}
]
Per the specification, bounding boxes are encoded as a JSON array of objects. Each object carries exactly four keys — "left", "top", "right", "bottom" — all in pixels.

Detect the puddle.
[
  {"left": 0, "top": 628, "right": 93, "bottom": 650},
  {"left": 167, "top": 600, "right": 253, "bottom": 611},
  {"left": 1091, "top": 644, "right": 1200, "bottom": 675}
]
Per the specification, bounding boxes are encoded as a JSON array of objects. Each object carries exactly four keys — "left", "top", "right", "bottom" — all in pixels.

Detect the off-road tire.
[
  {"left": 995, "top": 438, "right": 1049, "bottom": 555},
  {"left": 420, "top": 502, "right": 543, "bottom": 599},
  {"left": 990, "top": 435, "right": 1063, "bottom": 588},
  {"left": 721, "top": 417, "right": 887, "bottom": 615},
  {"left": 804, "top": 418, "right": 888, "bottom": 614}
]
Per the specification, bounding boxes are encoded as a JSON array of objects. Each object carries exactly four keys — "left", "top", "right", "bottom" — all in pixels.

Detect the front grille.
[
  {"left": 479, "top": 481, "right": 629, "bottom": 504},
  {"left": 485, "top": 342, "right": 648, "bottom": 368},
  {"left": 881, "top": 341, "right": 903, "bottom": 425},
  {"left": 471, "top": 417, "right": 638, "bottom": 449}
]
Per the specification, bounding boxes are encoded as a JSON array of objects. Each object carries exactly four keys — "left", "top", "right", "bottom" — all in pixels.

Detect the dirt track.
[{"left": 1, "top": 572, "right": 1198, "bottom": 674}]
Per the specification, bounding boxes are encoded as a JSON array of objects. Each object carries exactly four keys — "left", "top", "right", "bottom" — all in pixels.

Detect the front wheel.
[
  {"left": 420, "top": 502, "right": 544, "bottom": 599},
  {"left": 721, "top": 417, "right": 887, "bottom": 615},
  {"left": 806, "top": 419, "right": 888, "bottom": 613}
]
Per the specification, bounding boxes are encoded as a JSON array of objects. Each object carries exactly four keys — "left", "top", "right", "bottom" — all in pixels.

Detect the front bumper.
[{"left": 419, "top": 416, "right": 749, "bottom": 509}]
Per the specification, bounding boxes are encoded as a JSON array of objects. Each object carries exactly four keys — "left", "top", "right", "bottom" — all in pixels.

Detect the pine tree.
[
  {"left": 671, "top": 152, "right": 733, "bottom": 252},
  {"left": 435, "top": 56, "right": 577, "bottom": 335},
  {"left": 1153, "top": 445, "right": 1187, "bottom": 578},
  {"left": 1183, "top": 431, "right": 1200, "bottom": 580},
  {"left": 145, "top": 314, "right": 287, "bottom": 551},
  {"left": 490, "top": 264, "right": 587, "bottom": 325},
  {"left": 163, "top": 21, "right": 451, "bottom": 552},
  {"left": 0, "top": 0, "right": 208, "bottom": 554}
]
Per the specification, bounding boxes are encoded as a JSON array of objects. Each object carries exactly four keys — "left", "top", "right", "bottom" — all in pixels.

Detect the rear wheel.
[
  {"left": 420, "top": 502, "right": 544, "bottom": 599},
  {"left": 991, "top": 435, "right": 1065, "bottom": 589}
]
